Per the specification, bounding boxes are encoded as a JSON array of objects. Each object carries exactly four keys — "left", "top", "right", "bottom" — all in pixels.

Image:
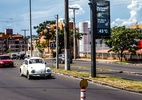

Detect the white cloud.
[
  {"left": 69, "top": 4, "right": 85, "bottom": 19},
  {"left": 111, "top": 0, "right": 142, "bottom": 27}
]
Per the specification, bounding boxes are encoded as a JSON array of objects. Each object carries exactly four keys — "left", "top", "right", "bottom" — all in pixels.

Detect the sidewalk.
[
  {"left": 76, "top": 58, "right": 119, "bottom": 63},
  {"left": 75, "top": 58, "right": 142, "bottom": 65},
  {"left": 45, "top": 57, "right": 142, "bottom": 66}
]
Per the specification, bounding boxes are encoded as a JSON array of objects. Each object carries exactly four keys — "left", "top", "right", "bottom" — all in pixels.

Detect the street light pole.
[
  {"left": 89, "top": 0, "right": 97, "bottom": 77},
  {"left": 55, "top": 14, "right": 59, "bottom": 69},
  {"left": 69, "top": 7, "right": 79, "bottom": 60},
  {"left": 21, "top": 29, "right": 29, "bottom": 54},
  {"left": 29, "top": 0, "right": 33, "bottom": 57}
]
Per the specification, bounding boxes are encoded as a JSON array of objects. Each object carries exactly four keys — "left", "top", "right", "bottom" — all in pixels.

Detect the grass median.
[{"left": 51, "top": 67, "right": 142, "bottom": 93}]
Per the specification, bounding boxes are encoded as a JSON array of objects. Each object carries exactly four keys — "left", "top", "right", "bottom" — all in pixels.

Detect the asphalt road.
[
  {"left": 44, "top": 59, "right": 142, "bottom": 73},
  {"left": 43, "top": 59, "right": 142, "bottom": 81},
  {"left": 0, "top": 66, "right": 142, "bottom": 100}
]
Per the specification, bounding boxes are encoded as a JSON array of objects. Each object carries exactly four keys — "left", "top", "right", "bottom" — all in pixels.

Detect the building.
[
  {"left": 27, "top": 36, "right": 39, "bottom": 56},
  {"left": 0, "top": 29, "right": 28, "bottom": 55},
  {"left": 78, "top": 22, "right": 91, "bottom": 57},
  {"left": 130, "top": 24, "right": 142, "bottom": 29},
  {"left": 78, "top": 21, "right": 110, "bottom": 58}
]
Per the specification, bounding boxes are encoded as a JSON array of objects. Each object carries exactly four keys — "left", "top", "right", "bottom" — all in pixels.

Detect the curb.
[{"left": 53, "top": 71, "right": 142, "bottom": 94}]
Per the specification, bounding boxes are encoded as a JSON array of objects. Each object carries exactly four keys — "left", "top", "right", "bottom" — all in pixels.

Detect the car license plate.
[{"left": 5, "top": 63, "right": 9, "bottom": 65}]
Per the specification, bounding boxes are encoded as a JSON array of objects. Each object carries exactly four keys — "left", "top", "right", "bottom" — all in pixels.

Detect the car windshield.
[
  {"left": 29, "top": 59, "right": 44, "bottom": 64},
  {"left": 59, "top": 54, "right": 65, "bottom": 57},
  {"left": 12, "top": 54, "right": 17, "bottom": 56},
  {"left": 0, "top": 56, "right": 10, "bottom": 60}
]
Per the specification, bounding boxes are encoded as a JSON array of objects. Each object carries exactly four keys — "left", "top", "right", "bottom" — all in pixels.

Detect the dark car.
[
  {"left": 0, "top": 55, "right": 14, "bottom": 68},
  {"left": 17, "top": 53, "right": 26, "bottom": 60},
  {"left": 10, "top": 53, "right": 17, "bottom": 59},
  {"left": 55, "top": 54, "right": 72, "bottom": 64}
]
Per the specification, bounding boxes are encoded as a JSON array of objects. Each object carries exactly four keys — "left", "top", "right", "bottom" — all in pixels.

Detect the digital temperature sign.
[{"left": 96, "top": 1, "right": 110, "bottom": 38}]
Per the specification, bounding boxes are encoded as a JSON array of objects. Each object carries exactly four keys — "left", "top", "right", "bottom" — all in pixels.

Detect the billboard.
[{"left": 96, "top": 1, "right": 110, "bottom": 38}]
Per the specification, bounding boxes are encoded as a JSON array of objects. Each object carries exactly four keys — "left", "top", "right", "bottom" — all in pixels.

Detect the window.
[
  {"left": 29, "top": 59, "right": 44, "bottom": 64},
  {"left": 24, "top": 60, "right": 28, "bottom": 65},
  {"left": 0, "top": 56, "right": 10, "bottom": 60}
]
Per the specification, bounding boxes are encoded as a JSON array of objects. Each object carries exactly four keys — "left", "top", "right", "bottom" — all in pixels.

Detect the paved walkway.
[{"left": 76, "top": 58, "right": 119, "bottom": 63}]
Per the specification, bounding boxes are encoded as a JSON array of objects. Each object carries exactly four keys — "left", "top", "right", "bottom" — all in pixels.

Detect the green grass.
[{"left": 51, "top": 68, "right": 142, "bottom": 92}]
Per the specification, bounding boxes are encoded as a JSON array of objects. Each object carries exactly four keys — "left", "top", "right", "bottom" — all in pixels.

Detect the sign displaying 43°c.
[{"left": 96, "top": 1, "right": 110, "bottom": 38}]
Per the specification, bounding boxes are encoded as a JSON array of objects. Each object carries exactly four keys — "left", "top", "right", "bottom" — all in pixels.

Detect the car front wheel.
[
  {"left": 46, "top": 74, "right": 51, "bottom": 79},
  {"left": 27, "top": 71, "right": 31, "bottom": 80},
  {"left": 20, "top": 69, "right": 23, "bottom": 77}
]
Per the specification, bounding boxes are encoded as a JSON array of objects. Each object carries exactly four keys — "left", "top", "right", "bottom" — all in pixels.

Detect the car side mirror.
[{"left": 23, "top": 62, "right": 25, "bottom": 65}]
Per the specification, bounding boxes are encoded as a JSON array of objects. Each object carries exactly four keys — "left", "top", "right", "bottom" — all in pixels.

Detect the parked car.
[
  {"left": 17, "top": 53, "right": 26, "bottom": 60},
  {"left": 20, "top": 57, "right": 52, "bottom": 79},
  {"left": 10, "top": 53, "right": 18, "bottom": 59},
  {"left": 0, "top": 55, "right": 14, "bottom": 68},
  {"left": 55, "top": 54, "right": 73, "bottom": 64}
]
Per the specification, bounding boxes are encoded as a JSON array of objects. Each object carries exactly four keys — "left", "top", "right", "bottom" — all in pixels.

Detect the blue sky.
[{"left": 0, "top": 0, "right": 142, "bottom": 36}]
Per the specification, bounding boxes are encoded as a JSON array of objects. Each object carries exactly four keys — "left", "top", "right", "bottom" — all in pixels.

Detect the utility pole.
[
  {"left": 64, "top": 0, "right": 70, "bottom": 70},
  {"left": 55, "top": 14, "right": 59, "bottom": 69},
  {"left": 29, "top": 0, "right": 33, "bottom": 57},
  {"left": 69, "top": 7, "right": 79, "bottom": 60},
  {"left": 21, "top": 29, "right": 29, "bottom": 54}
]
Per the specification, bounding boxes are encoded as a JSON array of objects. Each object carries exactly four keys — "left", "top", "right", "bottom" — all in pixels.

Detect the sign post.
[
  {"left": 89, "top": 0, "right": 110, "bottom": 77},
  {"left": 50, "top": 42, "right": 56, "bottom": 48}
]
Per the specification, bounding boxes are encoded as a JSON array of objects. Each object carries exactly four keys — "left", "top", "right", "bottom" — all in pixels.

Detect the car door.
[{"left": 23, "top": 60, "right": 28, "bottom": 75}]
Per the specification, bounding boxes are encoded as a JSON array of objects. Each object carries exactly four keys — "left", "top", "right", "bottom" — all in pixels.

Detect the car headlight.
[
  {"left": 47, "top": 69, "right": 51, "bottom": 72},
  {"left": 31, "top": 70, "right": 35, "bottom": 73},
  {"left": 61, "top": 58, "right": 65, "bottom": 60},
  {"left": 0, "top": 62, "right": 4, "bottom": 64}
]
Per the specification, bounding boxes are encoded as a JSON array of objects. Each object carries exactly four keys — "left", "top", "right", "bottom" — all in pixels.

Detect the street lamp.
[
  {"left": 69, "top": 7, "right": 79, "bottom": 60},
  {"left": 55, "top": 15, "right": 59, "bottom": 69},
  {"left": 21, "top": 29, "right": 29, "bottom": 54},
  {"left": 29, "top": 0, "right": 33, "bottom": 57}
]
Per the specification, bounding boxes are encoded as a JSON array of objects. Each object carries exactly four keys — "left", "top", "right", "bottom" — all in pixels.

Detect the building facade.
[
  {"left": 130, "top": 24, "right": 142, "bottom": 29},
  {"left": 0, "top": 29, "right": 28, "bottom": 55},
  {"left": 78, "top": 21, "right": 110, "bottom": 57}
]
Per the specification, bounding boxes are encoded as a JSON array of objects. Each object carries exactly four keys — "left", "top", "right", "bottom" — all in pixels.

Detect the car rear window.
[
  {"left": 0, "top": 56, "right": 10, "bottom": 60},
  {"left": 12, "top": 54, "right": 17, "bottom": 56}
]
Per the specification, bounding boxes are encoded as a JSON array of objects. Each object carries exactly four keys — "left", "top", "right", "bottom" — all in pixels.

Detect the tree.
[
  {"left": 57, "top": 29, "right": 85, "bottom": 54},
  {"left": 35, "top": 40, "right": 48, "bottom": 57},
  {"left": 104, "top": 26, "right": 142, "bottom": 62},
  {"left": 33, "top": 20, "right": 56, "bottom": 53},
  {"left": 34, "top": 20, "right": 85, "bottom": 55},
  {"left": 6, "top": 49, "right": 11, "bottom": 54}
]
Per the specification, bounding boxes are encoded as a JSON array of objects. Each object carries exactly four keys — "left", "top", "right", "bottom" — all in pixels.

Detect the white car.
[{"left": 20, "top": 57, "right": 52, "bottom": 79}]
